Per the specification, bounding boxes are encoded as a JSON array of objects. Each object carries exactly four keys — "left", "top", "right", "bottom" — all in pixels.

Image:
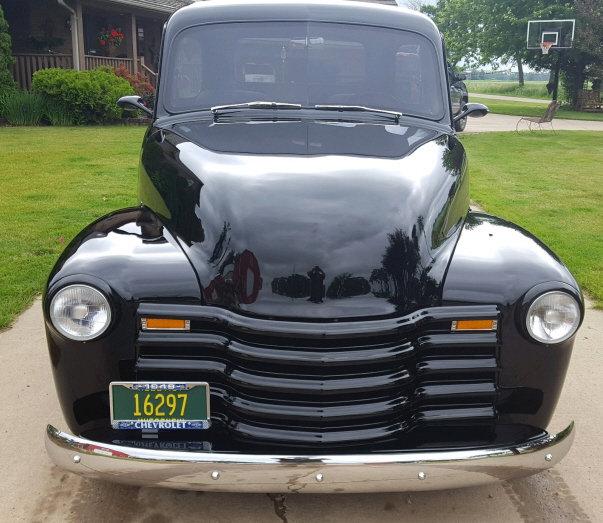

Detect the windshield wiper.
[
  {"left": 314, "top": 104, "right": 402, "bottom": 123},
  {"left": 210, "top": 101, "right": 405, "bottom": 124},
  {"left": 211, "top": 101, "right": 302, "bottom": 115}
]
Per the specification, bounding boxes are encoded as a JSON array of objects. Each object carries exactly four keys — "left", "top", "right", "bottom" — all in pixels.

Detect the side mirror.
[
  {"left": 117, "top": 95, "right": 153, "bottom": 117},
  {"left": 453, "top": 102, "right": 489, "bottom": 122}
]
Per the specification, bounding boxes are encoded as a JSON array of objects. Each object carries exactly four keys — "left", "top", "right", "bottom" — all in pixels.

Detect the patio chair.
[{"left": 516, "top": 101, "right": 560, "bottom": 132}]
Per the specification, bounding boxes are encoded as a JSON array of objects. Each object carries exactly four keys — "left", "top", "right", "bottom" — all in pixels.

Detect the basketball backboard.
[{"left": 527, "top": 19, "right": 575, "bottom": 51}]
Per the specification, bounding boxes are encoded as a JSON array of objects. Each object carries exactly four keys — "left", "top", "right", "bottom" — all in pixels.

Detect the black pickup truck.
[{"left": 44, "top": 0, "right": 579, "bottom": 493}]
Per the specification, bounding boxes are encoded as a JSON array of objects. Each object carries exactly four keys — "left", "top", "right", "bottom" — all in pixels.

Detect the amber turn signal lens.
[
  {"left": 451, "top": 319, "right": 498, "bottom": 331},
  {"left": 141, "top": 318, "right": 190, "bottom": 331}
]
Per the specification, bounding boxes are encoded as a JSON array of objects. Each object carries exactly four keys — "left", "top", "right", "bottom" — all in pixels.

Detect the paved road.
[
  {"left": 1, "top": 299, "right": 600, "bottom": 522},
  {"left": 471, "top": 93, "right": 552, "bottom": 104},
  {"left": 466, "top": 112, "right": 603, "bottom": 132}
]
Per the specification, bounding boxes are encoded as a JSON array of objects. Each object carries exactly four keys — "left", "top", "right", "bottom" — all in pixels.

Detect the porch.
[{"left": 3, "top": 0, "right": 189, "bottom": 89}]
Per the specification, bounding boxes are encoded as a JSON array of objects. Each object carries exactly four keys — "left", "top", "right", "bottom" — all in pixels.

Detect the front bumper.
[{"left": 45, "top": 422, "right": 574, "bottom": 493}]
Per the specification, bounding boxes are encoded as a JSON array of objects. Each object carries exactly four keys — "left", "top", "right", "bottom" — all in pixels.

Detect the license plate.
[{"left": 110, "top": 382, "right": 210, "bottom": 430}]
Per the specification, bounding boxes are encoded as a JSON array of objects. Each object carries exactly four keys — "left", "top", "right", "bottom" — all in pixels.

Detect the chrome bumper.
[{"left": 45, "top": 423, "right": 574, "bottom": 493}]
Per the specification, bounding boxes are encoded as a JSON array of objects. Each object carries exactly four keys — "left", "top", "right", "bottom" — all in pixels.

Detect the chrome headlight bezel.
[
  {"left": 49, "top": 284, "right": 113, "bottom": 341},
  {"left": 525, "top": 290, "right": 581, "bottom": 345}
]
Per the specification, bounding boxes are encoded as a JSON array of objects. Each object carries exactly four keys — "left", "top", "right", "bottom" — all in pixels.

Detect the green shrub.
[
  {"left": 43, "top": 98, "right": 76, "bottom": 126},
  {"left": 0, "top": 6, "right": 16, "bottom": 92},
  {"left": 32, "top": 67, "right": 134, "bottom": 124},
  {"left": 0, "top": 89, "right": 45, "bottom": 125},
  {"left": 114, "top": 64, "right": 155, "bottom": 107}
]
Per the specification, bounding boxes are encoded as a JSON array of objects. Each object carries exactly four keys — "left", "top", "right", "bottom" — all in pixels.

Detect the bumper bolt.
[
  {"left": 211, "top": 471, "right": 220, "bottom": 480},
  {"left": 315, "top": 473, "right": 324, "bottom": 482},
  {"left": 418, "top": 472, "right": 426, "bottom": 480},
  {"left": 73, "top": 455, "right": 81, "bottom": 464},
  {"left": 545, "top": 454, "right": 553, "bottom": 462}
]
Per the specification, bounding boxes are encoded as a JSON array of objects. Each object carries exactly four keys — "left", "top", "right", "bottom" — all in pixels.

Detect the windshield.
[{"left": 164, "top": 22, "right": 445, "bottom": 120}]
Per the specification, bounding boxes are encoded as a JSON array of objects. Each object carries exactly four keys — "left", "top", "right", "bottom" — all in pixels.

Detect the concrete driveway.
[
  {"left": 466, "top": 112, "right": 603, "bottom": 133},
  {"left": 470, "top": 93, "right": 553, "bottom": 104},
  {"left": 1, "top": 299, "right": 600, "bottom": 522}
]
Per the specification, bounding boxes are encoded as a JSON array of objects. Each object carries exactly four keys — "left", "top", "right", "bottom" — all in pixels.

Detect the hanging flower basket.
[{"left": 98, "top": 27, "right": 125, "bottom": 49}]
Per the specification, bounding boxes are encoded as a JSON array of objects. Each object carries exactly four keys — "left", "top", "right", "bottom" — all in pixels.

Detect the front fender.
[
  {"left": 46, "top": 207, "right": 201, "bottom": 302},
  {"left": 44, "top": 207, "right": 201, "bottom": 434},
  {"left": 443, "top": 212, "right": 583, "bottom": 429},
  {"left": 443, "top": 212, "right": 580, "bottom": 306}
]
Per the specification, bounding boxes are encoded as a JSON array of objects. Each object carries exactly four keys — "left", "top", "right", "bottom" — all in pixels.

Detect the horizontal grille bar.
[
  {"left": 417, "top": 357, "right": 498, "bottom": 375},
  {"left": 136, "top": 357, "right": 412, "bottom": 395},
  {"left": 214, "top": 389, "right": 409, "bottom": 422},
  {"left": 417, "top": 406, "right": 496, "bottom": 423},
  {"left": 138, "top": 331, "right": 415, "bottom": 366},
  {"left": 230, "top": 418, "right": 410, "bottom": 445},
  {"left": 138, "top": 303, "right": 499, "bottom": 338}
]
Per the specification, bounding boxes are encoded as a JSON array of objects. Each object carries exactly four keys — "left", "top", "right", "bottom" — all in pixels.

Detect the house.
[
  {"left": 3, "top": 0, "right": 399, "bottom": 90},
  {"left": 3, "top": 0, "right": 193, "bottom": 89}
]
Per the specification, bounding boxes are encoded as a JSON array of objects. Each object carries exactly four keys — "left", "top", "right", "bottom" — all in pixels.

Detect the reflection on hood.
[{"left": 140, "top": 120, "right": 467, "bottom": 319}]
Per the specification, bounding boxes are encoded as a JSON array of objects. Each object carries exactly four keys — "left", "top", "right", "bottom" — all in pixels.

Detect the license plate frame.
[{"left": 109, "top": 382, "right": 211, "bottom": 430}]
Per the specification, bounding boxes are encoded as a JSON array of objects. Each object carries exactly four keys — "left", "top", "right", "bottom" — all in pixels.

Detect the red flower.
[
  {"left": 99, "top": 40, "right": 106, "bottom": 46},
  {"left": 111, "top": 30, "right": 118, "bottom": 37}
]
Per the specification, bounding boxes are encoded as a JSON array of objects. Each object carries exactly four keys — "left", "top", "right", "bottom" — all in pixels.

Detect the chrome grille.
[{"left": 135, "top": 304, "right": 499, "bottom": 446}]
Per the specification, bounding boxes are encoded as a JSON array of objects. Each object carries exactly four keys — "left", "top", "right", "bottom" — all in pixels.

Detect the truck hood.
[{"left": 140, "top": 118, "right": 467, "bottom": 319}]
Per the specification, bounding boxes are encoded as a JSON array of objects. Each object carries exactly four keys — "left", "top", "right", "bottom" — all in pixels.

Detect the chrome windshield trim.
[{"left": 45, "top": 422, "right": 574, "bottom": 493}]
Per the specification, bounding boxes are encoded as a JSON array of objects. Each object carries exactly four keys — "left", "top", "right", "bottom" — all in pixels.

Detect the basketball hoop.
[
  {"left": 540, "top": 41, "right": 554, "bottom": 54},
  {"left": 527, "top": 19, "right": 575, "bottom": 51}
]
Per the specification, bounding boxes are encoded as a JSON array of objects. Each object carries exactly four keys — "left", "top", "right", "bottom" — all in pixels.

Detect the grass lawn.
[
  {"left": 0, "top": 126, "right": 146, "bottom": 329},
  {"left": 462, "top": 131, "right": 603, "bottom": 307},
  {"left": 471, "top": 95, "right": 603, "bottom": 122},
  {"left": 0, "top": 127, "right": 601, "bottom": 329},
  {"left": 466, "top": 80, "right": 549, "bottom": 99}
]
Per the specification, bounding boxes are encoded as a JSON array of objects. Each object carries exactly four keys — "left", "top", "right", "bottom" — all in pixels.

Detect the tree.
[
  {"left": 421, "top": 0, "right": 482, "bottom": 66},
  {"left": 0, "top": 5, "right": 15, "bottom": 92},
  {"left": 567, "top": 0, "right": 602, "bottom": 100},
  {"left": 405, "top": 0, "right": 430, "bottom": 11},
  {"left": 525, "top": 0, "right": 601, "bottom": 106},
  {"left": 422, "top": 0, "right": 530, "bottom": 75},
  {"left": 426, "top": 0, "right": 602, "bottom": 103},
  {"left": 423, "top": 0, "right": 574, "bottom": 87}
]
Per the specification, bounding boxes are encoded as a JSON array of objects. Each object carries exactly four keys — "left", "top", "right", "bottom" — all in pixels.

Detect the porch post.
[
  {"left": 70, "top": 13, "right": 80, "bottom": 69},
  {"left": 57, "top": 0, "right": 80, "bottom": 70},
  {"left": 75, "top": 0, "right": 85, "bottom": 70},
  {"left": 131, "top": 14, "right": 138, "bottom": 74}
]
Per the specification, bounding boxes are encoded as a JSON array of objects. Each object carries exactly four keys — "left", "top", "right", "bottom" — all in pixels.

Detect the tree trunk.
[
  {"left": 516, "top": 56, "right": 524, "bottom": 86},
  {"left": 552, "top": 58, "right": 561, "bottom": 101},
  {"left": 565, "top": 59, "right": 587, "bottom": 109},
  {"left": 572, "top": 68, "right": 585, "bottom": 109}
]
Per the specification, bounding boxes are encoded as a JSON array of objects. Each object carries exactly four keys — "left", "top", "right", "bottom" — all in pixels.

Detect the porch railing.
[
  {"left": 12, "top": 53, "right": 73, "bottom": 90},
  {"left": 84, "top": 55, "right": 136, "bottom": 74},
  {"left": 11, "top": 53, "right": 157, "bottom": 90},
  {"left": 139, "top": 56, "right": 158, "bottom": 87}
]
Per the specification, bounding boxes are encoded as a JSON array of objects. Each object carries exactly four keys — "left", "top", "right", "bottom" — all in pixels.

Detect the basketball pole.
[{"left": 552, "top": 51, "right": 561, "bottom": 102}]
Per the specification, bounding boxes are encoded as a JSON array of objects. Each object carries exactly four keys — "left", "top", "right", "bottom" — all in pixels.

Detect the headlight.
[
  {"left": 526, "top": 291, "right": 580, "bottom": 344},
  {"left": 50, "top": 285, "right": 112, "bottom": 341}
]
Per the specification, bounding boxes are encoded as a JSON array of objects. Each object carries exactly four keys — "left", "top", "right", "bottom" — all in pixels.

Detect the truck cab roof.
[{"left": 167, "top": 0, "right": 441, "bottom": 43}]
